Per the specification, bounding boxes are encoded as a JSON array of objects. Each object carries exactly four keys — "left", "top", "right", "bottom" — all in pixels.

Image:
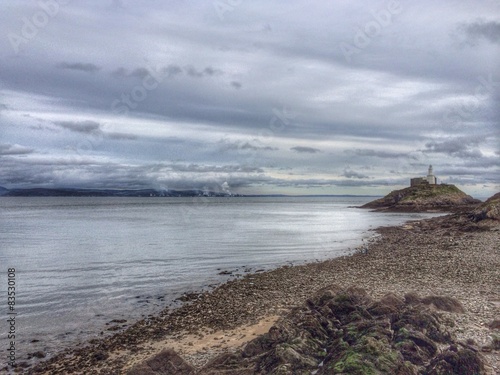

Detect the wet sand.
[{"left": 13, "top": 213, "right": 500, "bottom": 374}]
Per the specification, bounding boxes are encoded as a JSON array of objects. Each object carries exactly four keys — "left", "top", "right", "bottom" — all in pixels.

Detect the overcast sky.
[{"left": 0, "top": 0, "right": 499, "bottom": 197}]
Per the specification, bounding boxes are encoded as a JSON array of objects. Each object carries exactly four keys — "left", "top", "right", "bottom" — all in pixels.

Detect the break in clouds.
[{"left": 0, "top": 0, "right": 498, "bottom": 196}]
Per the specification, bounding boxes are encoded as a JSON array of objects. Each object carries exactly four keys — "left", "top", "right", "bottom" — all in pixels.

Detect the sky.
[{"left": 0, "top": 0, "right": 499, "bottom": 197}]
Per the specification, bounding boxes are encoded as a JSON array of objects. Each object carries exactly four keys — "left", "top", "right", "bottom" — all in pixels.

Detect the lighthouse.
[
  {"left": 427, "top": 165, "right": 437, "bottom": 185},
  {"left": 410, "top": 166, "right": 439, "bottom": 186}
]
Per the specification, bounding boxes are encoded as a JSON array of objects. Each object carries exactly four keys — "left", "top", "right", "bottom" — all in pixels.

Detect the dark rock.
[
  {"left": 127, "top": 349, "right": 195, "bottom": 375},
  {"left": 107, "top": 325, "right": 123, "bottom": 331},
  {"left": 404, "top": 292, "right": 421, "bottom": 305},
  {"left": 427, "top": 347, "right": 484, "bottom": 375},
  {"left": 110, "top": 319, "right": 127, "bottom": 323},
  {"left": 420, "top": 296, "right": 465, "bottom": 313},
  {"left": 488, "top": 320, "right": 500, "bottom": 330},
  {"left": 369, "top": 292, "right": 405, "bottom": 315},
  {"left": 92, "top": 351, "right": 108, "bottom": 361},
  {"left": 27, "top": 351, "right": 46, "bottom": 359},
  {"left": 201, "top": 353, "right": 254, "bottom": 374},
  {"left": 176, "top": 292, "right": 201, "bottom": 302},
  {"left": 17, "top": 362, "right": 31, "bottom": 369}
]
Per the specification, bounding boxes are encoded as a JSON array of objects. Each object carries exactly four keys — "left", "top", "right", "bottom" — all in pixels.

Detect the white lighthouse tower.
[{"left": 427, "top": 165, "right": 437, "bottom": 185}]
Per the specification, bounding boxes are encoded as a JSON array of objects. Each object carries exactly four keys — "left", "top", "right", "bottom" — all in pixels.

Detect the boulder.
[{"left": 127, "top": 349, "right": 195, "bottom": 375}]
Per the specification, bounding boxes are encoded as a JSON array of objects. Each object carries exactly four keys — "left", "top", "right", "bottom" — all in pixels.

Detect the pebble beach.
[{"left": 11, "top": 212, "right": 500, "bottom": 374}]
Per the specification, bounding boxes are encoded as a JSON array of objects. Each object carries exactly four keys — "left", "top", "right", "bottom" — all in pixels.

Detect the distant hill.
[
  {"left": 361, "top": 184, "right": 480, "bottom": 212},
  {"left": 469, "top": 192, "right": 500, "bottom": 221},
  {"left": 0, "top": 187, "right": 381, "bottom": 198},
  {"left": 1, "top": 187, "right": 239, "bottom": 197}
]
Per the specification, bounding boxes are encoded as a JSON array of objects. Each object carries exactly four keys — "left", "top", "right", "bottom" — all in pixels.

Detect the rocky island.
[
  {"left": 360, "top": 183, "right": 480, "bottom": 212},
  {"left": 361, "top": 166, "right": 481, "bottom": 212}
]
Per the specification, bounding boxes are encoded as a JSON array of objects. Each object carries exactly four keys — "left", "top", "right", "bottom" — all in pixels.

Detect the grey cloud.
[
  {"left": 423, "top": 137, "right": 484, "bottom": 159},
  {"left": 269, "top": 176, "right": 406, "bottom": 188},
  {"left": 463, "top": 157, "right": 500, "bottom": 169},
  {"left": 111, "top": 64, "right": 216, "bottom": 81},
  {"left": 57, "top": 62, "right": 101, "bottom": 73},
  {"left": 0, "top": 143, "right": 34, "bottom": 156},
  {"left": 164, "top": 65, "right": 183, "bottom": 77},
  {"left": 342, "top": 168, "right": 370, "bottom": 179},
  {"left": 291, "top": 146, "right": 321, "bottom": 154},
  {"left": 186, "top": 66, "right": 203, "bottom": 77},
  {"left": 106, "top": 132, "right": 137, "bottom": 140},
  {"left": 0, "top": 157, "right": 265, "bottom": 190},
  {"left": 111, "top": 65, "right": 184, "bottom": 79},
  {"left": 446, "top": 174, "right": 500, "bottom": 185},
  {"left": 457, "top": 20, "right": 500, "bottom": 46},
  {"left": 219, "top": 139, "right": 278, "bottom": 152},
  {"left": 231, "top": 81, "right": 242, "bottom": 89},
  {"left": 239, "top": 142, "right": 277, "bottom": 151},
  {"left": 438, "top": 165, "right": 499, "bottom": 177},
  {"left": 43, "top": 121, "right": 136, "bottom": 141},
  {"left": 203, "top": 67, "right": 219, "bottom": 76},
  {"left": 352, "top": 149, "right": 418, "bottom": 160},
  {"left": 171, "top": 164, "right": 264, "bottom": 174},
  {"left": 185, "top": 65, "right": 222, "bottom": 78},
  {"left": 111, "top": 67, "right": 150, "bottom": 79},
  {"left": 129, "top": 68, "right": 151, "bottom": 79},
  {"left": 110, "top": 67, "right": 128, "bottom": 78},
  {"left": 29, "top": 124, "right": 59, "bottom": 133},
  {"left": 0, "top": 152, "right": 492, "bottom": 192},
  {"left": 54, "top": 121, "right": 101, "bottom": 134}
]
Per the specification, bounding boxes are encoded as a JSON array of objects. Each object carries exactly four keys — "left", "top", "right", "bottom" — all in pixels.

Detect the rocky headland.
[
  {"left": 9, "top": 194, "right": 500, "bottom": 374},
  {"left": 360, "top": 184, "right": 480, "bottom": 212}
]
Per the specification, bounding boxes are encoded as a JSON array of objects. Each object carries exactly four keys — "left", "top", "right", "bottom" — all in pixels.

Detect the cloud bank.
[{"left": 0, "top": 0, "right": 498, "bottom": 197}]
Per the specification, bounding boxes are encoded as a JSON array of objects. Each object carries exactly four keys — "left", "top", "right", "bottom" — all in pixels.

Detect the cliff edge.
[{"left": 361, "top": 184, "right": 480, "bottom": 212}]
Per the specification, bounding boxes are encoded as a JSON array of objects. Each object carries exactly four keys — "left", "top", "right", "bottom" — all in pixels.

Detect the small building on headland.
[{"left": 410, "top": 165, "right": 437, "bottom": 187}]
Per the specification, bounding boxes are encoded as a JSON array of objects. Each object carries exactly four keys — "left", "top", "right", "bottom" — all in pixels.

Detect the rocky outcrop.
[
  {"left": 130, "top": 287, "right": 485, "bottom": 375},
  {"left": 127, "top": 349, "right": 195, "bottom": 375},
  {"left": 361, "top": 184, "right": 480, "bottom": 212},
  {"left": 469, "top": 192, "right": 500, "bottom": 221}
]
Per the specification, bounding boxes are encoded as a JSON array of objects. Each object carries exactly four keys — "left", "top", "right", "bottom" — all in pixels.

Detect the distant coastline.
[
  {"left": 0, "top": 186, "right": 379, "bottom": 198},
  {"left": 0, "top": 187, "right": 238, "bottom": 198}
]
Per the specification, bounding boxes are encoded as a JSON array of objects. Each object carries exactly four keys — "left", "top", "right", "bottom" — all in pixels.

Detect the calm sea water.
[{"left": 0, "top": 196, "right": 442, "bottom": 365}]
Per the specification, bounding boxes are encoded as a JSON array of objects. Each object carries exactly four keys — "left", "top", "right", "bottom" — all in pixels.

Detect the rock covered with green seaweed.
[{"left": 128, "top": 286, "right": 485, "bottom": 375}]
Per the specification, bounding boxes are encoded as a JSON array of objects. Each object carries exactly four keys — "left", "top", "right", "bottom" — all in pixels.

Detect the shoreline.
[
  {"left": 357, "top": 204, "right": 480, "bottom": 213},
  {"left": 11, "top": 213, "right": 500, "bottom": 374}
]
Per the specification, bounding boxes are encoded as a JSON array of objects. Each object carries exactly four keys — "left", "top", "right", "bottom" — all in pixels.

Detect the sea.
[{"left": 0, "top": 196, "right": 444, "bottom": 366}]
